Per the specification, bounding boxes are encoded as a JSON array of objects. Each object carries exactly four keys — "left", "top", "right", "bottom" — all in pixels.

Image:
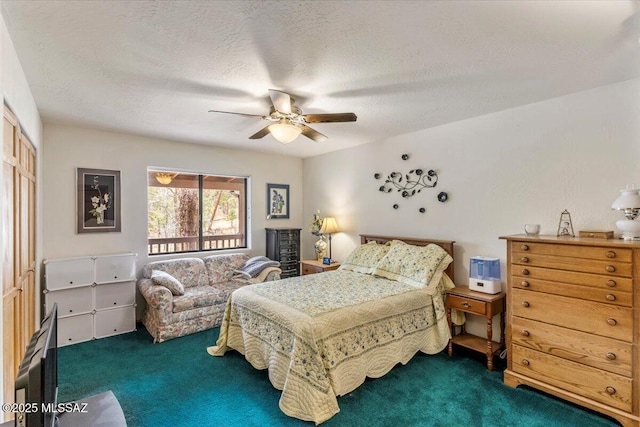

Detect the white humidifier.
[{"left": 469, "top": 256, "right": 501, "bottom": 294}]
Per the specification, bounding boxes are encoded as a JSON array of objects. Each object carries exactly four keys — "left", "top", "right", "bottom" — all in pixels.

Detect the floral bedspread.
[{"left": 208, "top": 270, "right": 453, "bottom": 424}]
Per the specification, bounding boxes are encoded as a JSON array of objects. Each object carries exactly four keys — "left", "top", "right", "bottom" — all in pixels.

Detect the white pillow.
[
  {"left": 338, "top": 242, "right": 390, "bottom": 274},
  {"left": 151, "top": 270, "right": 185, "bottom": 296},
  {"left": 372, "top": 241, "right": 452, "bottom": 291}
]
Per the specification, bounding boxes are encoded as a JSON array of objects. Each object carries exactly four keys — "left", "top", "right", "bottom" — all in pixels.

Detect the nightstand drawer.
[
  {"left": 302, "top": 263, "right": 323, "bottom": 275},
  {"left": 446, "top": 294, "right": 486, "bottom": 315}
]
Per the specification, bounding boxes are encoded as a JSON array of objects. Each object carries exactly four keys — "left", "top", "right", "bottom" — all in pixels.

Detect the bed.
[{"left": 207, "top": 234, "right": 456, "bottom": 424}]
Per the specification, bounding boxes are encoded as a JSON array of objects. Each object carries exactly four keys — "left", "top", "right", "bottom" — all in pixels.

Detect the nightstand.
[
  {"left": 300, "top": 260, "right": 341, "bottom": 275},
  {"left": 446, "top": 286, "right": 505, "bottom": 370}
]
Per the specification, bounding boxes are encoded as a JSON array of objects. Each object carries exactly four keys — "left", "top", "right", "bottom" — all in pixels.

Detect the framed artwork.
[
  {"left": 77, "top": 168, "right": 121, "bottom": 233},
  {"left": 266, "top": 183, "right": 290, "bottom": 219}
]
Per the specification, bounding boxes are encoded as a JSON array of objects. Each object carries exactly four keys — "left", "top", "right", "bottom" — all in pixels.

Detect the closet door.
[{"left": 2, "top": 107, "right": 37, "bottom": 419}]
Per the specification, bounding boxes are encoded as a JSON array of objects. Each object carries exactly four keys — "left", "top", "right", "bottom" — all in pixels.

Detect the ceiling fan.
[{"left": 208, "top": 89, "right": 357, "bottom": 144}]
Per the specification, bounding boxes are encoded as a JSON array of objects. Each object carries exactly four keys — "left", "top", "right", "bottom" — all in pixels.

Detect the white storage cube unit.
[{"left": 44, "top": 253, "right": 137, "bottom": 347}]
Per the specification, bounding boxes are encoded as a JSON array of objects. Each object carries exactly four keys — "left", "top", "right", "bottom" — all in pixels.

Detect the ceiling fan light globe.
[
  {"left": 155, "top": 172, "right": 174, "bottom": 185},
  {"left": 269, "top": 122, "right": 302, "bottom": 144}
]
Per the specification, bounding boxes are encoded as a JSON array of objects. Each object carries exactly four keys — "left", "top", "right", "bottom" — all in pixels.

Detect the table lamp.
[
  {"left": 319, "top": 217, "right": 339, "bottom": 263},
  {"left": 611, "top": 185, "right": 640, "bottom": 240}
]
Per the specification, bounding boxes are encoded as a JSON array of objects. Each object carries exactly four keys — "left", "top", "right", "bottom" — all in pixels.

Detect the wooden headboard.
[{"left": 360, "top": 234, "right": 456, "bottom": 282}]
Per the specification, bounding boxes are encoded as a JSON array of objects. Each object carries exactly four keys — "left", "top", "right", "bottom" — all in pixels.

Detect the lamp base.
[{"left": 616, "top": 219, "right": 640, "bottom": 240}]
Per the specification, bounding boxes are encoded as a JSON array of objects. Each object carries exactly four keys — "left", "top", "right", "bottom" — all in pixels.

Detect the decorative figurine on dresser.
[
  {"left": 44, "top": 252, "right": 137, "bottom": 347},
  {"left": 500, "top": 234, "right": 639, "bottom": 427},
  {"left": 266, "top": 228, "right": 301, "bottom": 278}
]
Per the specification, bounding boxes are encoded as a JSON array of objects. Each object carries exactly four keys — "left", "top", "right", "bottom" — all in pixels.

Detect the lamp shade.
[
  {"left": 268, "top": 120, "right": 302, "bottom": 144},
  {"left": 612, "top": 186, "right": 640, "bottom": 240},
  {"left": 319, "top": 217, "right": 339, "bottom": 234},
  {"left": 611, "top": 187, "right": 640, "bottom": 211}
]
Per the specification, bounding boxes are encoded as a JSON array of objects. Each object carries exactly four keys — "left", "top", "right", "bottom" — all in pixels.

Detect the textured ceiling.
[{"left": 1, "top": 1, "right": 639, "bottom": 158}]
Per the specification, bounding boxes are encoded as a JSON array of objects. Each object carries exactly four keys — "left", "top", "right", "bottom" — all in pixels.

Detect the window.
[{"left": 147, "top": 169, "right": 248, "bottom": 255}]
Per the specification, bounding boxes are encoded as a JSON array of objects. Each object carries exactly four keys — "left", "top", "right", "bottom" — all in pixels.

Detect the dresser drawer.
[
  {"left": 512, "top": 289, "right": 633, "bottom": 341},
  {"left": 511, "top": 317, "right": 632, "bottom": 376},
  {"left": 511, "top": 266, "right": 632, "bottom": 292},
  {"left": 512, "top": 253, "right": 631, "bottom": 277},
  {"left": 512, "top": 345, "right": 633, "bottom": 412},
  {"left": 511, "top": 241, "right": 632, "bottom": 262},
  {"left": 512, "top": 277, "right": 632, "bottom": 307},
  {"left": 446, "top": 294, "right": 486, "bottom": 315}
]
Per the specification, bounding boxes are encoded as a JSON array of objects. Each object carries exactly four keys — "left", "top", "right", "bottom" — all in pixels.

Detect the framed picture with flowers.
[
  {"left": 76, "top": 168, "right": 121, "bottom": 233},
  {"left": 266, "top": 183, "right": 289, "bottom": 219}
]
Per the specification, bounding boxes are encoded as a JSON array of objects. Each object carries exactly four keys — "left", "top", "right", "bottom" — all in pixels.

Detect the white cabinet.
[{"left": 44, "top": 253, "right": 137, "bottom": 347}]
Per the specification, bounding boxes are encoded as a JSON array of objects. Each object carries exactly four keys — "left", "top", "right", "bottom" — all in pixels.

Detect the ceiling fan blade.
[
  {"left": 249, "top": 125, "right": 272, "bottom": 139},
  {"left": 268, "top": 89, "right": 292, "bottom": 114},
  {"left": 208, "top": 110, "right": 267, "bottom": 119},
  {"left": 302, "top": 113, "right": 357, "bottom": 123},
  {"left": 300, "top": 125, "right": 327, "bottom": 143}
]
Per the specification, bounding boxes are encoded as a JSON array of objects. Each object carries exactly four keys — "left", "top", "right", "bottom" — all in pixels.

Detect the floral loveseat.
[{"left": 138, "top": 254, "right": 280, "bottom": 343}]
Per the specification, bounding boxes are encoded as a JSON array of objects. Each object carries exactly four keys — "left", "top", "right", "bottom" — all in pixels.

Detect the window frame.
[{"left": 147, "top": 168, "right": 250, "bottom": 256}]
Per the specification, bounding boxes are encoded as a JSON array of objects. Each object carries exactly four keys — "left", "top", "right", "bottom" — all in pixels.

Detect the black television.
[{"left": 14, "top": 303, "right": 58, "bottom": 427}]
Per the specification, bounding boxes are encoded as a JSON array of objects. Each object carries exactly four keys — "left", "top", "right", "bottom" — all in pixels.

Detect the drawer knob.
[
  {"left": 461, "top": 301, "right": 472, "bottom": 309},
  {"left": 607, "top": 318, "right": 617, "bottom": 326},
  {"left": 606, "top": 386, "right": 616, "bottom": 395},
  {"left": 521, "top": 359, "right": 530, "bottom": 366},
  {"left": 520, "top": 244, "right": 529, "bottom": 251},
  {"left": 521, "top": 330, "right": 530, "bottom": 337},
  {"left": 605, "top": 265, "right": 616, "bottom": 273},
  {"left": 521, "top": 301, "right": 530, "bottom": 308},
  {"left": 606, "top": 352, "right": 617, "bottom": 361},
  {"left": 605, "top": 280, "right": 616, "bottom": 288},
  {"left": 522, "top": 269, "right": 530, "bottom": 276},
  {"left": 605, "top": 251, "right": 616, "bottom": 259},
  {"left": 521, "top": 281, "right": 530, "bottom": 287},
  {"left": 605, "top": 293, "right": 616, "bottom": 302},
  {"left": 520, "top": 256, "right": 529, "bottom": 263}
]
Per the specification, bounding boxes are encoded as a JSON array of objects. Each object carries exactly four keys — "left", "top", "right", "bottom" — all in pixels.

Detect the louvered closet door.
[{"left": 2, "top": 107, "right": 37, "bottom": 422}]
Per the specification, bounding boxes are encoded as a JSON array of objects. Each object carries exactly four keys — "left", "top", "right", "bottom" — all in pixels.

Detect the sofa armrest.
[
  {"left": 264, "top": 269, "right": 281, "bottom": 281},
  {"left": 138, "top": 278, "right": 173, "bottom": 313}
]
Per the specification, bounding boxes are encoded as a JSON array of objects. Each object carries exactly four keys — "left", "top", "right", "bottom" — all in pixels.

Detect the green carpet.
[{"left": 58, "top": 326, "right": 619, "bottom": 427}]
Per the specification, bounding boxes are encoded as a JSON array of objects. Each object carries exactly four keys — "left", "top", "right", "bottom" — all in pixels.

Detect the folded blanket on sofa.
[
  {"left": 235, "top": 266, "right": 282, "bottom": 284},
  {"left": 233, "top": 256, "right": 280, "bottom": 279}
]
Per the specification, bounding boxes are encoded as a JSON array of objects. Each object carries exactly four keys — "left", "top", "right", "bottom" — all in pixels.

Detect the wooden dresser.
[{"left": 501, "top": 235, "right": 639, "bottom": 426}]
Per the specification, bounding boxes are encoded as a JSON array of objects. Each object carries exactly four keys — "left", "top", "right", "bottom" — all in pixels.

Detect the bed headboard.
[{"left": 360, "top": 234, "right": 456, "bottom": 282}]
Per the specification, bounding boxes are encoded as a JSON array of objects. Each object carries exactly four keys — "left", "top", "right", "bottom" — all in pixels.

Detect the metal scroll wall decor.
[{"left": 374, "top": 153, "right": 448, "bottom": 213}]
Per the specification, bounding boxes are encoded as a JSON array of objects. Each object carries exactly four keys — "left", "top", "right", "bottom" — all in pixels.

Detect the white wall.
[
  {"left": 303, "top": 77, "right": 640, "bottom": 338},
  {"left": 42, "top": 124, "right": 303, "bottom": 269},
  {"left": 0, "top": 11, "right": 43, "bottom": 409}
]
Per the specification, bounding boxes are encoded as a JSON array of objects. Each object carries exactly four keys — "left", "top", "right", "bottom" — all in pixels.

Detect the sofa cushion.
[
  {"left": 172, "top": 286, "right": 227, "bottom": 313},
  {"left": 203, "top": 253, "right": 249, "bottom": 284},
  {"left": 151, "top": 270, "right": 185, "bottom": 296},
  {"left": 144, "top": 258, "right": 208, "bottom": 288}
]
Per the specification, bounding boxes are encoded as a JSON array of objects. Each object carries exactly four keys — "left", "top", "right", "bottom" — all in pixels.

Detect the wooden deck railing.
[{"left": 148, "top": 234, "right": 245, "bottom": 254}]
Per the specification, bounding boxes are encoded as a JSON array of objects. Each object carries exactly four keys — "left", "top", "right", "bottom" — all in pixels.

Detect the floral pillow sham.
[
  {"left": 372, "top": 240, "right": 452, "bottom": 292},
  {"left": 338, "top": 241, "right": 390, "bottom": 274},
  {"left": 151, "top": 270, "right": 185, "bottom": 296}
]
